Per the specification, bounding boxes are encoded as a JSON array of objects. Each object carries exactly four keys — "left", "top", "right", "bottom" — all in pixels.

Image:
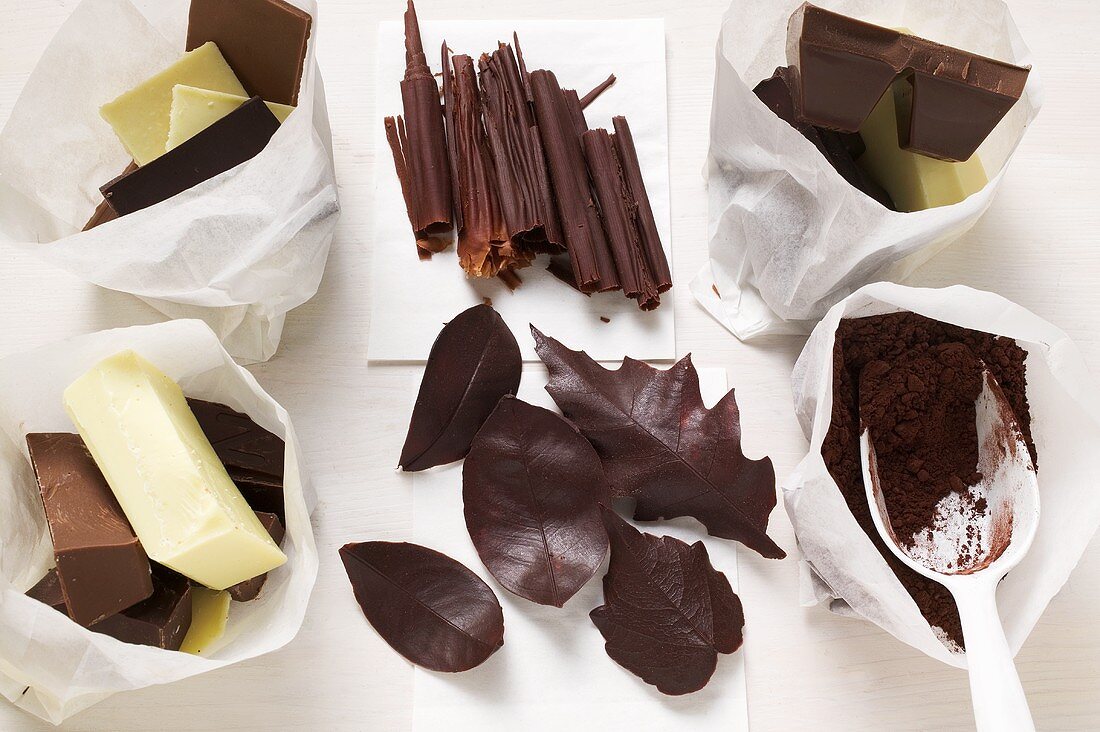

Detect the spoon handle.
[{"left": 954, "top": 587, "right": 1034, "bottom": 732}]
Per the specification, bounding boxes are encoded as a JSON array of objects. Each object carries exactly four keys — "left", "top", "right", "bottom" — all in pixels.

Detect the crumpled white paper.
[
  {"left": 0, "top": 320, "right": 319, "bottom": 724},
  {"left": 784, "top": 283, "right": 1100, "bottom": 669},
  {"left": 0, "top": 0, "right": 339, "bottom": 364},
  {"left": 368, "top": 19, "right": 675, "bottom": 363},
  {"left": 410, "top": 369, "right": 748, "bottom": 730},
  {"left": 692, "top": 0, "right": 1043, "bottom": 340}
]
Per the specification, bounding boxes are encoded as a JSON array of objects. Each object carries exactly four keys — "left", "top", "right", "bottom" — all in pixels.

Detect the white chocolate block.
[
  {"left": 63, "top": 351, "right": 286, "bottom": 590},
  {"left": 167, "top": 85, "right": 295, "bottom": 151},
  {"left": 180, "top": 588, "right": 231, "bottom": 655},
  {"left": 857, "top": 80, "right": 988, "bottom": 212},
  {"left": 99, "top": 42, "right": 247, "bottom": 165}
]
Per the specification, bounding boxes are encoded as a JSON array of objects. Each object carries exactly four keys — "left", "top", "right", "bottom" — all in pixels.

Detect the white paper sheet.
[
  {"left": 368, "top": 20, "right": 675, "bottom": 363},
  {"left": 409, "top": 368, "right": 749, "bottom": 731},
  {"left": 0, "top": 320, "right": 319, "bottom": 724},
  {"left": 784, "top": 283, "right": 1100, "bottom": 669},
  {"left": 0, "top": 0, "right": 340, "bottom": 364},
  {"left": 694, "top": 0, "right": 1043, "bottom": 340}
]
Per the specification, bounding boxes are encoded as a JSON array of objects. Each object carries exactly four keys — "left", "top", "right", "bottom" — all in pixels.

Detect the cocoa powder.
[{"left": 822, "top": 312, "right": 1034, "bottom": 650}]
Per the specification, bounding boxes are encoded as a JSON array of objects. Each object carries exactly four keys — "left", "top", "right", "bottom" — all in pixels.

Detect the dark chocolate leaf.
[
  {"left": 532, "top": 327, "right": 785, "bottom": 559},
  {"left": 400, "top": 305, "right": 521, "bottom": 471},
  {"left": 463, "top": 396, "right": 609, "bottom": 607},
  {"left": 339, "top": 541, "right": 505, "bottom": 672},
  {"left": 590, "top": 508, "right": 744, "bottom": 695}
]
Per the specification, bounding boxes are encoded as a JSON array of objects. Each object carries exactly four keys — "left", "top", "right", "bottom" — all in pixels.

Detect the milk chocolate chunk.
[
  {"left": 753, "top": 67, "right": 895, "bottom": 210},
  {"left": 101, "top": 97, "right": 279, "bottom": 217},
  {"left": 226, "top": 512, "right": 286, "bottom": 602},
  {"left": 787, "top": 3, "right": 1030, "bottom": 161},
  {"left": 92, "top": 567, "right": 193, "bottom": 650},
  {"left": 27, "top": 433, "right": 153, "bottom": 627},
  {"left": 186, "top": 0, "right": 312, "bottom": 107}
]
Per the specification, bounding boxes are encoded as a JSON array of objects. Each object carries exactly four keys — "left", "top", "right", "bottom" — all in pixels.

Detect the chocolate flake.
[{"left": 580, "top": 74, "right": 617, "bottom": 109}]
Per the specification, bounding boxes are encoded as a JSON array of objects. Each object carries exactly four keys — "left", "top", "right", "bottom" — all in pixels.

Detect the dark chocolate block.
[
  {"left": 787, "top": 3, "right": 1030, "bottom": 161},
  {"left": 27, "top": 434, "right": 153, "bottom": 627},
  {"left": 226, "top": 512, "right": 286, "bottom": 602},
  {"left": 186, "top": 0, "right": 312, "bottom": 106},
  {"left": 101, "top": 97, "right": 280, "bottom": 216}
]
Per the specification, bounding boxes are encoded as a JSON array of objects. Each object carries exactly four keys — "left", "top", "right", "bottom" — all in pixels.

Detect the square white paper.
[
  {"left": 410, "top": 368, "right": 749, "bottom": 731},
  {"left": 368, "top": 19, "right": 675, "bottom": 363}
]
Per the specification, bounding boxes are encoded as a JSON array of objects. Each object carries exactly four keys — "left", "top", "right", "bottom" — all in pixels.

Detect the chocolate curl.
[
  {"left": 611, "top": 116, "right": 672, "bottom": 293},
  {"left": 385, "top": 116, "right": 449, "bottom": 257},
  {"left": 479, "top": 44, "right": 564, "bottom": 254},
  {"left": 582, "top": 129, "right": 660, "bottom": 310},
  {"left": 580, "top": 74, "right": 617, "bottom": 109},
  {"left": 393, "top": 0, "right": 453, "bottom": 251},
  {"left": 441, "top": 43, "right": 463, "bottom": 233},
  {"left": 530, "top": 69, "right": 619, "bottom": 293},
  {"left": 513, "top": 32, "right": 532, "bottom": 102},
  {"left": 449, "top": 53, "right": 527, "bottom": 279},
  {"left": 563, "top": 89, "right": 588, "bottom": 137}
]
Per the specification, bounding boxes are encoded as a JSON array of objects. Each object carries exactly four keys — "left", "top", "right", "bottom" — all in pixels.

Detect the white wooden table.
[{"left": 2, "top": 0, "right": 1098, "bottom": 729}]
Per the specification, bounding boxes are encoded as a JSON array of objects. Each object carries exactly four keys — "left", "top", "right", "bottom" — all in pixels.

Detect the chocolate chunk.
[
  {"left": 787, "top": 3, "right": 1030, "bottom": 161},
  {"left": 26, "top": 570, "right": 67, "bottom": 613},
  {"left": 27, "top": 434, "right": 153, "bottom": 627},
  {"left": 226, "top": 512, "right": 286, "bottom": 602},
  {"left": 186, "top": 0, "right": 312, "bottom": 106},
  {"left": 187, "top": 398, "right": 286, "bottom": 522},
  {"left": 101, "top": 97, "right": 279, "bottom": 217},
  {"left": 92, "top": 566, "right": 193, "bottom": 650},
  {"left": 753, "top": 67, "right": 895, "bottom": 210},
  {"left": 84, "top": 162, "right": 138, "bottom": 230}
]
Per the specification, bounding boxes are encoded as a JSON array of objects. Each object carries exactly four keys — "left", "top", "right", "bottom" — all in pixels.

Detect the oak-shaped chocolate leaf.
[
  {"left": 532, "top": 327, "right": 785, "bottom": 559},
  {"left": 463, "top": 396, "right": 609, "bottom": 607},
  {"left": 339, "top": 541, "right": 505, "bottom": 672},
  {"left": 400, "top": 305, "right": 521, "bottom": 471},
  {"left": 590, "top": 508, "right": 744, "bottom": 695}
]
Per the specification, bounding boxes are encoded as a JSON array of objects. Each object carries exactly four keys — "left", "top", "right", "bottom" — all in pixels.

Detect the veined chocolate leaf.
[
  {"left": 532, "top": 327, "right": 785, "bottom": 559},
  {"left": 400, "top": 305, "right": 521, "bottom": 471},
  {"left": 463, "top": 397, "right": 609, "bottom": 607},
  {"left": 590, "top": 508, "right": 744, "bottom": 695},
  {"left": 339, "top": 541, "right": 505, "bottom": 672}
]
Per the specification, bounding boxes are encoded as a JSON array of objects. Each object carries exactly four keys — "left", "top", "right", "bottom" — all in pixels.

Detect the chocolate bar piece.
[
  {"left": 787, "top": 3, "right": 1030, "bottom": 161},
  {"left": 27, "top": 433, "right": 153, "bottom": 626},
  {"left": 101, "top": 97, "right": 279, "bottom": 216},
  {"left": 186, "top": 0, "right": 312, "bottom": 107},
  {"left": 84, "top": 163, "right": 139, "bottom": 231},
  {"left": 226, "top": 512, "right": 286, "bottom": 602},
  {"left": 753, "top": 67, "right": 895, "bottom": 210},
  {"left": 27, "top": 566, "right": 192, "bottom": 650},
  {"left": 92, "top": 567, "right": 193, "bottom": 650},
  {"left": 385, "top": 1, "right": 454, "bottom": 255}
]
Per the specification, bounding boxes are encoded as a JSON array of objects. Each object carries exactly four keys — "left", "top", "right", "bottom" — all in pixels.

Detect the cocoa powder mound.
[{"left": 821, "top": 312, "right": 1034, "bottom": 650}]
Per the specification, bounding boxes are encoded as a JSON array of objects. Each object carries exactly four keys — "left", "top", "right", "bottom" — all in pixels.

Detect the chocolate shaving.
[
  {"left": 530, "top": 70, "right": 619, "bottom": 293},
  {"left": 445, "top": 52, "right": 529, "bottom": 279},
  {"left": 611, "top": 117, "right": 672, "bottom": 294},
  {"left": 580, "top": 74, "right": 617, "bottom": 109},
  {"left": 478, "top": 44, "right": 564, "bottom": 253},
  {"left": 389, "top": 1, "right": 453, "bottom": 253},
  {"left": 582, "top": 128, "right": 660, "bottom": 310}
]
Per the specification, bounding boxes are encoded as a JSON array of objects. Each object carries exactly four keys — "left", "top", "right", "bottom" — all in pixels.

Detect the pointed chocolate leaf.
[
  {"left": 339, "top": 541, "right": 505, "bottom": 672},
  {"left": 532, "top": 327, "right": 785, "bottom": 559},
  {"left": 463, "top": 397, "right": 609, "bottom": 607},
  {"left": 400, "top": 305, "right": 521, "bottom": 471},
  {"left": 590, "top": 508, "right": 744, "bottom": 695}
]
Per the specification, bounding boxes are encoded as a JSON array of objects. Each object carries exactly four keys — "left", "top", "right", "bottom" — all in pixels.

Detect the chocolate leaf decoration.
[
  {"left": 339, "top": 541, "right": 505, "bottom": 672},
  {"left": 400, "top": 305, "right": 521, "bottom": 471},
  {"left": 590, "top": 508, "right": 744, "bottom": 695},
  {"left": 532, "top": 327, "right": 785, "bottom": 559},
  {"left": 463, "top": 396, "right": 609, "bottom": 607}
]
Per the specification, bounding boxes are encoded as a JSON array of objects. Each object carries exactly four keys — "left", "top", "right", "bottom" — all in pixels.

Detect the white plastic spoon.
[{"left": 860, "top": 369, "right": 1040, "bottom": 732}]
